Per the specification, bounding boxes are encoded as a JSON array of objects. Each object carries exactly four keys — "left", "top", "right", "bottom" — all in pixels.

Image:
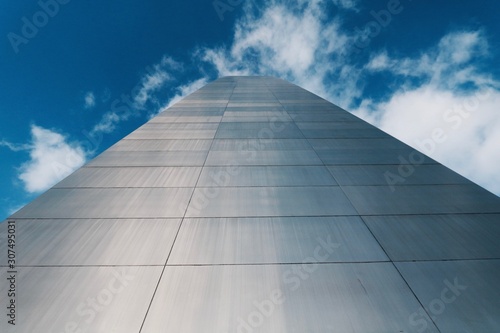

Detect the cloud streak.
[{"left": 2, "top": 125, "right": 87, "bottom": 193}]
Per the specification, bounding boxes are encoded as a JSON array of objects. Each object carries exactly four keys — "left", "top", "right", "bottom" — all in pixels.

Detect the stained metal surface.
[
  {"left": 3, "top": 76, "right": 500, "bottom": 332},
  {"left": 198, "top": 166, "right": 337, "bottom": 187},
  {"left": 343, "top": 184, "right": 500, "bottom": 215},
  {"left": 205, "top": 150, "right": 322, "bottom": 166},
  {"left": 0, "top": 266, "right": 162, "bottom": 333},
  {"left": 211, "top": 138, "right": 311, "bottom": 151},
  {"left": 327, "top": 164, "right": 471, "bottom": 185},
  {"left": 12, "top": 188, "right": 192, "bottom": 218},
  {"left": 215, "top": 122, "right": 304, "bottom": 139},
  {"left": 364, "top": 214, "right": 500, "bottom": 261},
  {"left": 109, "top": 139, "right": 212, "bottom": 151},
  {"left": 55, "top": 166, "right": 201, "bottom": 188},
  {"left": 317, "top": 148, "right": 435, "bottom": 165},
  {"left": 185, "top": 186, "right": 358, "bottom": 217},
  {"left": 140, "top": 263, "right": 438, "bottom": 332},
  {"left": 0, "top": 218, "right": 180, "bottom": 265},
  {"left": 396, "top": 260, "right": 500, "bottom": 332},
  {"left": 86, "top": 151, "right": 208, "bottom": 166},
  {"left": 168, "top": 216, "right": 387, "bottom": 264}
]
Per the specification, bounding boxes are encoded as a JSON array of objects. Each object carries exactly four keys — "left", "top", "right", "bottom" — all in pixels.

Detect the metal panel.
[
  {"left": 12, "top": 188, "right": 193, "bottom": 218},
  {"left": 140, "top": 263, "right": 438, "bottom": 332},
  {"left": 211, "top": 139, "right": 311, "bottom": 151},
  {"left": 86, "top": 151, "right": 208, "bottom": 167},
  {"left": 168, "top": 216, "right": 387, "bottom": 264},
  {"left": 328, "top": 164, "right": 471, "bottom": 186},
  {"left": 109, "top": 139, "right": 212, "bottom": 151},
  {"left": 185, "top": 186, "right": 357, "bottom": 217},
  {"left": 197, "top": 166, "right": 337, "bottom": 187},
  {"left": 0, "top": 218, "right": 181, "bottom": 265},
  {"left": 0, "top": 266, "right": 162, "bottom": 333},
  {"left": 55, "top": 167, "right": 201, "bottom": 188},
  {"left": 343, "top": 185, "right": 500, "bottom": 215},
  {"left": 125, "top": 129, "right": 217, "bottom": 139},
  {"left": 301, "top": 128, "right": 391, "bottom": 139},
  {"left": 309, "top": 138, "right": 410, "bottom": 150},
  {"left": 364, "top": 214, "right": 500, "bottom": 261},
  {"left": 215, "top": 122, "right": 304, "bottom": 139},
  {"left": 149, "top": 115, "right": 222, "bottom": 123},
  {"left": 316, "top": 148, "right": 436, "bottom": 165},
  {"left": 396, "top": 260, "right": 500, "bottom": 333},
  {"left": 205, "top": 150, "right": 323, "bottom": 166},
  {"left": 289, "top": 113, "right": 361, "bottom": 122},
  {"left": 144, "top": 122, "right": 218, "bottom": 129}
]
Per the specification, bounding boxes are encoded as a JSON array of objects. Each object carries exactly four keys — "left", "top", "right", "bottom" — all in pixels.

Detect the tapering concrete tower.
[{"left": 2, "top": 76, "right": 500, "bottom": 332}]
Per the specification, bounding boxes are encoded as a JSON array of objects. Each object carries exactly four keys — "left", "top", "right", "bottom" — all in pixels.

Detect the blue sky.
[{"left": 1, "top": 0, "right": 500, "bottom": 220}]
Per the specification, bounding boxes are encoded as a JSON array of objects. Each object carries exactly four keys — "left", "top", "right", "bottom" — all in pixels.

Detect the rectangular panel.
[
  {"left": 0, "top": 218, "right": 181, "bottom": 265},
  {"left": 364, "top": 214, "right": 500, "bottom": 261},
  {"left": 125, "top": 129, "right": 216, "bottom": 139},
  {"left": 328, "top": 164, "right": 471, "bottom": 186},
  {"left": 55, "top": 167, "right": 201, "bottom": 188},
  {"left": 215, "top": 122, "right": 304, "bottom": 139},
  {"left": 309, "top": 138, "right": 410, "bottom": 150},
  {"left": 289, "top": 113, "right": 360, "bottom": 122},
  {"left": 396, "top": 260, "right": 500, "bottom": 333},
  {"left": 12, "top": 187, "right": 193, "bottom": 218},
  {"left": 109, "top": 139, "right": 212, "bottom": 151},
  {"left": 301, "top": 128, "right": 391, "bottom": 139},
  {"left": 343, "top": 185, "right": 500, "bottom": 215},
  {"left": 211, "top": 139, "right": 311, "bottom": 151},
  {"left": 224, "top": 111, "right": 290, "bottom": 117},
  {"left": 221, "top": 116, "right": 292, "bottom": 122},
  {"left": 197, "top": 166, "right": 337, "bottom": 187},
  {"left": 141, "top": 263, "right": 438, "bottom": 332},
  {"left": 185, "top": 186, "right": 357, "bottom": 217},
  {"left": 140, "top": 123, "right": 219, "bottom": 130},
  {"left": 0, "top": 266, "right": 162, "bottom": 333},
  {"left": 157, "top": 111, "right": 224, "bottom": 116},
  {"left": 86, "top": 151, "right": 208, "bottom": 167},
  {"left": 149, "top": 116, "right": 222, "bottom": 123},
  {"left": 205, "top": 150, "right": 322, "bottom": 166},
  {"left": 316, "top": 148, "right": 436, "bottom": 165},
  {"left": 168, "top": 216, "right": 387, "bottom": 264}
]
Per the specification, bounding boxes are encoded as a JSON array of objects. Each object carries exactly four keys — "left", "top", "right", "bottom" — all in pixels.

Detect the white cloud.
[
  {"left": 331, "top": 0, "right": 359, "bottom": 11},
  {"left": 354, "top": 30, "right": 500, "bottom": 195},
  {"left": 134, "top": 56, "right": 181, "bottom": 108},
  {"left": 12, "top": 125, "right": 87, "bottom": 193},
  {"left": 198, "top": 0, "right": 362, "bottom": 107},
  {"left": 84, "top": 91, "right": 96, "bottom": 108},
  {"left": 159, "top": 77, "right": 208, "bottom": 113},
  {"left": 89, "top": 56, "right": 183, "bottom": 135}
]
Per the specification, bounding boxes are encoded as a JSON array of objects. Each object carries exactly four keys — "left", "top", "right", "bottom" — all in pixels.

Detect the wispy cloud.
[
  {"left": 354, "top": 30, "right": 500, "bottom": 194},
  {"left": 84, "top": 91, "right": 96, "bottom": 109},
  {"left": 197, "top": 0, "right": 362, "bottom": 107},
  {"left": 2, "top": 125, "right": 88, "bottom": 193},
  {"left": 89, "top": 56, "right": 183, "bottom": 135},
  {"left": 331, "top": 0, "right": 359, "bottom": 11},
  {"left": 159, "top": 77, "right": 208, "bottom": 113},
  {"left": 134, "top": 56, "right": 181, "bottom": 109}
]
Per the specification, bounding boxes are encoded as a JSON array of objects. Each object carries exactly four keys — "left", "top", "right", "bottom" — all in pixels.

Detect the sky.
[{"left": 1, "top": 0, "right": 500, "bottom": 221}]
